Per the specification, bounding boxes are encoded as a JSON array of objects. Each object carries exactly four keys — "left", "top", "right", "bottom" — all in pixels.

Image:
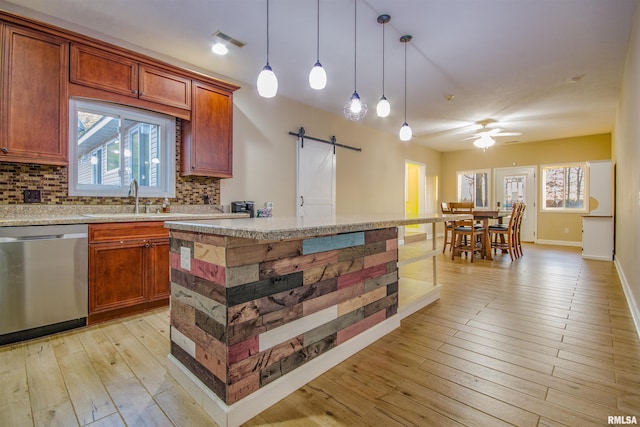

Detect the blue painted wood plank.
[{"left": 303, "top": 232, "right": 365, "bottom": 255}]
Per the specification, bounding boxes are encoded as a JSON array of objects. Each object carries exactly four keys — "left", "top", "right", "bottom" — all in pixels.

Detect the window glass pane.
[
  {"left": 565, "top": 166, "right": 585, "bottom": 209},
  {"left": 503, "top": 175, "right": 526, "bottom": 209},
  {"left": 544, "top": 167, "right": 564, "bottom": 208},
  {"left": 77, "top": 112, "right": 120, "bottom": 186}
]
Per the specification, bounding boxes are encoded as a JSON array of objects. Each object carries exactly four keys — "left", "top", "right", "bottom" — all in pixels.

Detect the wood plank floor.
[{"left": 1, "top": 240, "right": 638, "bottom": 426}]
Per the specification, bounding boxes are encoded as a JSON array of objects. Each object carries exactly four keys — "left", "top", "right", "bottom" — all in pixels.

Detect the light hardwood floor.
[{"left": 1, "top": 241, "right": 638, "bottom": 426}]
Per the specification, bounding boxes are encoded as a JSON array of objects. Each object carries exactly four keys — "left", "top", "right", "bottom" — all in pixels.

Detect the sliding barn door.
[{"left": 296, "top": 138, "right": 336, "bottom": 218}]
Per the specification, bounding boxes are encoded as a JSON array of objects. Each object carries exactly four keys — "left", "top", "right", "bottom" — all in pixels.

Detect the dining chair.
[
  {"left": 488, "top": 202, "right": 520, "bottom": 261},
  {"left": 514, "top": 203, "right": 526, "bottom": 258},
  {"left": 450, "top": 203, "right": 485, "bottom": 262},
  {"left": 441, "top": 202, "right": 453, "bottom": 253}
]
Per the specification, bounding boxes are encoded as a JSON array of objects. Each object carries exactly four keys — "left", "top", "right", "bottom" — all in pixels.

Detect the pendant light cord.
[
  {"left": 353, "top": 0, "right": 357, "bottom": 91},
  {"left": 266, "top": 0, "right": 270, "bottom": 65},
  {"left": 382, "top": 20, "right": 385, "bottom": 96},
  {"left": 316, "top": 0, "right": 320, "bottom": 62},
  {"left": 403, "top": 40, "right": 407, "bottom": 122}
]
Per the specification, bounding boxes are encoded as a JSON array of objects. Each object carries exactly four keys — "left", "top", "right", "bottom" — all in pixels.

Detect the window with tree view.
[
  {"left": 542, "top": 163, "right": 587, "bottom": 212},
  {"left": 457, "top": 169, "right": 490, "bottom": 208},
  {"left": 69, "top": 99, "right": 175, "bottom": 197}
]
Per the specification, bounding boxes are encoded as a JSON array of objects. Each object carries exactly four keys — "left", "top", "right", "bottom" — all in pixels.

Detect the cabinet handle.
[
  {"left": 1, "top": 147, "right": 7, "bottom": 153},
  {"left": 132, "top": 89, "right": 138, "bottom": 95}
]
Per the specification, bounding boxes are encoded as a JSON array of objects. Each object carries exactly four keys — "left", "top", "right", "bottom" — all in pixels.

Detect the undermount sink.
[{"left": 81, "top": 213, "right": 202, "bottom": 219}]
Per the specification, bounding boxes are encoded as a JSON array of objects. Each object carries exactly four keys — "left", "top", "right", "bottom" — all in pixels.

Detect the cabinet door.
[
  {"left": 1, "top": 24, "right": 69, "bottom": 165},
  {"left": 181, "top": 81, "right": 233, "bottom": 177},
  {"left": 70, "top": 43, "right": 138, "bottom": 97},
  {"left": 146, "top": 237, "right": 170, "bottom": 303},
  {"left": 89, "top": 241, "right": 147, "bottom": 320},
  {"left": 139, "top": 64, "right": 191, "bottom": 110}
]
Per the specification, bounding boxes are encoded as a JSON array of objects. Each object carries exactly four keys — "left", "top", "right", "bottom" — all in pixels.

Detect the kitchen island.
[{"left": 164, "top": 214, "right": 469, "bottom": 427}]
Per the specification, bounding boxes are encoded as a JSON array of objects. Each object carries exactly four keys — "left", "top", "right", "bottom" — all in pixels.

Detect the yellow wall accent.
[{"left": 405, "top": 162, "right": 420, "bottom": 230}]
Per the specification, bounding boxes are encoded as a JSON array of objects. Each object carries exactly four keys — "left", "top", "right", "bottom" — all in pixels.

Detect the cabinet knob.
[
  {"left": 1, "top": 147, "right": 7, "bottom": 153},
  {"left": 144, "top": 243, "right": 150, "bottom": 248},
  {"left": 132, "top": 89, "right": 138, "bottom": 95}
]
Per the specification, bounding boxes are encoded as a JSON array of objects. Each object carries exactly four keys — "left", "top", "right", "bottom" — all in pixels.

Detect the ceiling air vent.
[{"left": 213, "top": 30, "right": 245, "bottom": 48}]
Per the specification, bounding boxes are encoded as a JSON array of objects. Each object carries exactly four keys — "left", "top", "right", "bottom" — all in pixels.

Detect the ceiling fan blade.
[
  {"left": 461, "top": 135, "right": 481, "bottom": 141},
  {"left": 493, "top": 132, "right": 522, "bottom": 137}
]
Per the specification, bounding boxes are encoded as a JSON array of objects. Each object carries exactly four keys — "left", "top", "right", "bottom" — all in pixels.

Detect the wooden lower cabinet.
[{"left": 88, "top": 222, "right": 169, "bottom": 323}]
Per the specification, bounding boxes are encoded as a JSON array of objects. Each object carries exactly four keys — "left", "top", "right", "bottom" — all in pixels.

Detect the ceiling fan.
[{"left": 461, "top": 119, "right": 522, "bottom": 148}]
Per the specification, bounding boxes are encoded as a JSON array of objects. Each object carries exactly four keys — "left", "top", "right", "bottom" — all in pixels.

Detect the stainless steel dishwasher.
[{"left": 0, "top": 224, "right": 88, "bottom": 345}]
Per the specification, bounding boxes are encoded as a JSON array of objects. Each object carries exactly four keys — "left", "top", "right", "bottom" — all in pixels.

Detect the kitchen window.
[
  {"left": 456, "top": 169, "right": 490, "bottom": 208},
  {"left": 541, "top": 163, "right": 588, "bottom": 212},
  {"left": 69, "top": 99, "right": 175, "bottom": 197}
]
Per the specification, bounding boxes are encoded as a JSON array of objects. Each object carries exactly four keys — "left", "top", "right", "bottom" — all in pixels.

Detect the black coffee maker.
[{"left": 231, "top": 201, "right": 255, "bottom": 218}]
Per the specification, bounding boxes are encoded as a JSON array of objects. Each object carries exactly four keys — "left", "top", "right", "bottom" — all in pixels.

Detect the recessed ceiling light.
[{"left": 211, "top": 43, "right": 228, "bottom": 55}]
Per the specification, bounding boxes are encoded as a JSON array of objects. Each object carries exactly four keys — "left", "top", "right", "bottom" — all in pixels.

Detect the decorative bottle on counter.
[{"left": 162, "top": 197, "right": 171, "bottom": 213}]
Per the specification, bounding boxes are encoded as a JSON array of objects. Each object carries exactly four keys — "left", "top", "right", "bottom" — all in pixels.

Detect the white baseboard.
[
  {"left": 614, "top": 258, "right": 640, "bottom": 340},
  {"left": 168, "top": 314, "right": 401, "bottom": 427},
  {"left": 535, "top": 239, "right": 582, "bottom": 247}
]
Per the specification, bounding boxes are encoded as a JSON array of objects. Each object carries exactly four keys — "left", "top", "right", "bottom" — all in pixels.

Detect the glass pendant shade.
[
  {"left": 376, "top": 96, "right": 390, "bottom": 117},
  {"left": 257, "top": 64, "right": 278, "bottom": 98},
  {"left": 349, "top": 92, "right": 362, "bottom": 113},
  {"left": 309, "top": 62, "right": 327, "bottom": 90},
  {"left": 343, "top": 92, "right": 368, "bottom": 121},
  {"left": 399, "top": 122, "right": 412, "bottom": 141}
]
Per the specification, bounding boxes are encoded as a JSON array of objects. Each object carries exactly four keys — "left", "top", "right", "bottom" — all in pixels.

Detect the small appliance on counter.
[{"left": 231, "top": 201, "right": 255, "bottom": 218}]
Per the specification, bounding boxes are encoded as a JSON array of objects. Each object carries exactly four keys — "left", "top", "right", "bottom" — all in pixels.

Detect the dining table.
[{"left": 472, "top": 209, "right": 512, "bottom": 260}]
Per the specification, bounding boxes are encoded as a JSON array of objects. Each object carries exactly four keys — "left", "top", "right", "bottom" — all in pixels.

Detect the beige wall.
[
  {"left": 613, "top": 5, "right": 640, "bottom": 332},
  {"left": 441, "top": 134, "right": 611, "bottom": 243},
  {"left": 222, "top": 87, "right": 442, "bottom": 217}
]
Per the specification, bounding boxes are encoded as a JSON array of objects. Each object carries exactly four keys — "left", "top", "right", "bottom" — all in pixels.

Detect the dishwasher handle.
[{"left": 0, "top": 233, "right": 87, "bottom": 242}]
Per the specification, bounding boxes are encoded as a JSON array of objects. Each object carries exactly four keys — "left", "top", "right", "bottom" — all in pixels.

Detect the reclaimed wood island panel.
[{"left": 164, "top": 214, "right": 468, "bottom": 427}]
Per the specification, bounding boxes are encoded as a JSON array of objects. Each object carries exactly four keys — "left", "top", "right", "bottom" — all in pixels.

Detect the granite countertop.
[
  {"left": 0, "top": 205, "right": 248, "bottom": 227},
  {"left": 165, "top": 213, "right": 473, "bottom": 240}
]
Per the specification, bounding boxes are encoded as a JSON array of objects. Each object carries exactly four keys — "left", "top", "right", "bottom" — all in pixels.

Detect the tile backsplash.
[{"left": 0, "top": 119, "right": 221, "bottom": 206}]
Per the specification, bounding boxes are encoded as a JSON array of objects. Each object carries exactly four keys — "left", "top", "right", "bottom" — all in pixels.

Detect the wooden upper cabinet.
[
  {"left": 139, "top": 64, "right": 191, "bottom": 109},
  {"left": 1, "top": 24, "right": 69, "bottom": 165},
  {"left": 70, "top": 43, "right": 191, "bottom": 110},
  {"left": 181, "top": 80, "right": 238, "bottom": 178},
  {"left": 70, "top": 43, "right": 138, "bottom": 97}
]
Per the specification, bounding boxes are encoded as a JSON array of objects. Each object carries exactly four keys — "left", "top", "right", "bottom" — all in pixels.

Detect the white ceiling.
[{"left": 2, "top": 0, "right": 636, "bottom": 151}]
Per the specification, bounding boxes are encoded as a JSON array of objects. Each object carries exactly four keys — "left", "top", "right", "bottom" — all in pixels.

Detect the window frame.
[
  {"left": 540, "top": 162, "right": 589, "bottom": 213},
  {"left": 69, "top": 98, "right": 176, "bottom": 198},
  {"left": 456, "top": 168, "right": 491, "bottom": 208}
]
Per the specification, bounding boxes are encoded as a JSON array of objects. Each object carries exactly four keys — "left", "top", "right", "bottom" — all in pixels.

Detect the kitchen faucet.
[{"left": 128, "top": 179, "right": 139, "bottom": 214}]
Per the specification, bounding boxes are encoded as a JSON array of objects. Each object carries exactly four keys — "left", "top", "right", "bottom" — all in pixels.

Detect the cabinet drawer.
[{"left": 89, "top": 221, "right": 168, "bottom": 243}]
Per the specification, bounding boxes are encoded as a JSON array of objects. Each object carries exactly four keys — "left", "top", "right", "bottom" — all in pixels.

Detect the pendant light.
[
  {"left": 309, "top": 0, "right": 327, "bottom": 90},
  {"left": 376, "top": 14, "right": 391, "bottom": 118},
  {"left": 399, "top": 35, "right": 412, "bottom": 141},
  {"left": 257, "top": 0, "right": 278, "bottom": 98},
  {"left": 343, "top": 0, "right": 367, "bottom": 121}
]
